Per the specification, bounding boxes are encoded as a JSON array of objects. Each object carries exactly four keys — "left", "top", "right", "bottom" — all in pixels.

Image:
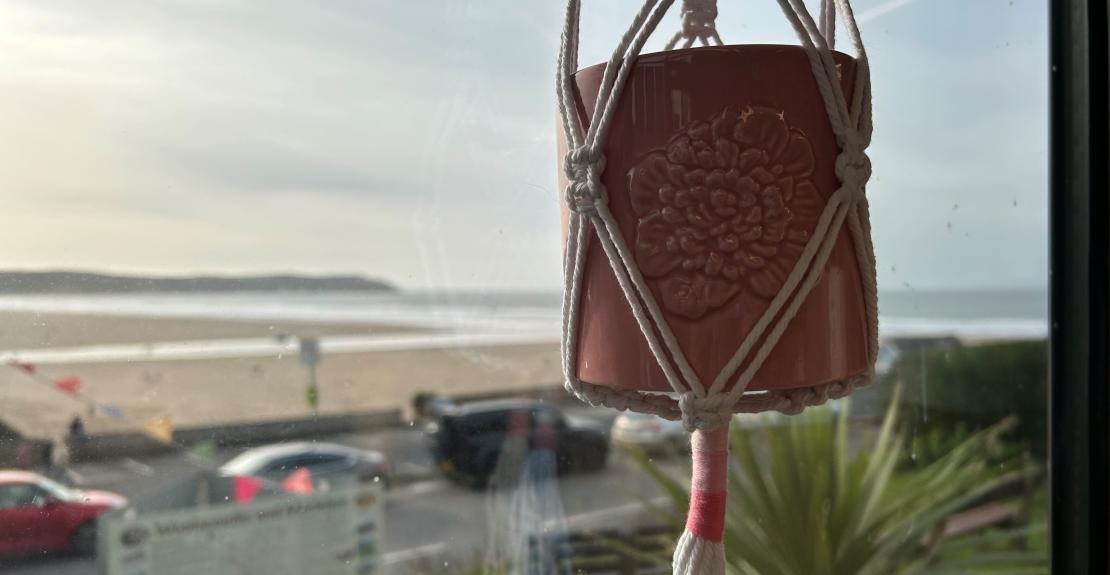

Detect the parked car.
[
  {"left": 610, "top": 408, "right": 795, "bottom": 455},
  {"left": 610, "top": 412, "right": 688, "bottom": 453},
  {"left": 219, "top": 442, "right": 391, "bottom": 490},
  {"left": 875, "top": 343, "right": 900, "bottom": 376},
  {"left": 427, "top": 399, "right": 609, "bottom": 487},
  {"left": 0, "top": 470, "right": 127, "bottom": 557}
]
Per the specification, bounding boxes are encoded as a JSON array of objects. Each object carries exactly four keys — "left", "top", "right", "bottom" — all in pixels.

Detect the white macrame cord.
[{"left": 557, "top": 0, "right": 877, "bottom": 432}]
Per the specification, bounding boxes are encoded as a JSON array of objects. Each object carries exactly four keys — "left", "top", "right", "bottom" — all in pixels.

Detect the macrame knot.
[
  {"left": 564, "top": 145, "right": 608, "bottom": 215},
  {"left": 679, "top": 0, "right": 719, "bottom": 43},
  {"left": 679, "top": 392, "right": 732, "bottom": 432},
  {"left": 846, "top": 367, "right": 875, "bottom": 391},
  {"left": 834, "top": 135, "right": 872, "bottom": 194},
  {"left": 778, "top": 382, "right": 839, "bottom": 415}
]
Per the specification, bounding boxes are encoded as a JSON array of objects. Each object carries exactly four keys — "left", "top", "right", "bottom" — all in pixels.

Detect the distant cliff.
[{"left": 0, "top": 272, "right": 395, "bottom": 294}]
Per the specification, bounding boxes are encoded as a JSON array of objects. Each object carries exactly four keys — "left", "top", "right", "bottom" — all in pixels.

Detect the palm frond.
[{"left": 622, "top": 387, "right": 1046, "bottom": 575}]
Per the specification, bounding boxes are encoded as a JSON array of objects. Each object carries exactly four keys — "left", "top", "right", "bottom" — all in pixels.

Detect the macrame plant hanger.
[{"left": 556, "top": 0, "right": 876, "bottom": 573}]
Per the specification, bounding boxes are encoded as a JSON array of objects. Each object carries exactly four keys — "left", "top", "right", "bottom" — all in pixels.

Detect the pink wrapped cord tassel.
[{"left": 673, "top": 425, "right": 729, "bottom": 575}]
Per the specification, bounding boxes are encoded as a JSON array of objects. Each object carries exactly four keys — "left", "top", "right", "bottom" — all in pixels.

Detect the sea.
[{"left": 0, "top": 289, "right": 1047, "bottom": 363}]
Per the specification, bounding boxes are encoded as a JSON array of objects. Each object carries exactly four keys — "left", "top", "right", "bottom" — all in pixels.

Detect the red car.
[{"left": 0, "top": 470, "right": 127, "bottom": 557}]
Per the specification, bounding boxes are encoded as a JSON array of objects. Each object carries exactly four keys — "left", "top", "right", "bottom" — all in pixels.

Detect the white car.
[
  {"left": 610, "top": 412, "right": 688, "bottom": 453},
  {"left": 612, "top": 401, "right": 829, "bottom": 454}
]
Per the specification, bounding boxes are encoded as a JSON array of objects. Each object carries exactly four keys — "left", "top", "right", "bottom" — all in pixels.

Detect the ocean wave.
[{"left": 0, "top": 293, "right": 1047, "bottom": 346}]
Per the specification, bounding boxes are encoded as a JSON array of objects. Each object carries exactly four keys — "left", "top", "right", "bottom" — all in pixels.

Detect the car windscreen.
[{"left": 35, "top": 476, "right": 75, "bottom": 502}]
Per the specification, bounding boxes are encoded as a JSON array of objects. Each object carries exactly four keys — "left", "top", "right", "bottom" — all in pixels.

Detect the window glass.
[
  {"left": 0, "top": 1, "right": 1048, "bottom": 573},
  {"left": 0, "top": 485, "right": 39, "bottom": 509},
  {"left": 32, "top": 477, "right": 73, "bottom": 502},
  {"left": 294, "top": 454, "right": 348, "bottom": 471},
  {"left": 0, "top": 486, "right": 22, "bottom": 509},
  {"left": 262, "top": 457, "right": 304, "bottom": 475},
  {"left": 457, "top": 412, "right": 511, "bottom": 437}
]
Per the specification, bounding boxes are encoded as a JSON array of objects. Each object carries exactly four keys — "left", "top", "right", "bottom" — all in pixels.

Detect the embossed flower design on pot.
[{"left": 627, "top": 106, "right": 822, "bottom": 319}]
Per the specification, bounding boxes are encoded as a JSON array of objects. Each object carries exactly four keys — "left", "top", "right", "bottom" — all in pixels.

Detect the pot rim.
[{"left": 573, "top": 43, "right": 856, "bottom": 77}]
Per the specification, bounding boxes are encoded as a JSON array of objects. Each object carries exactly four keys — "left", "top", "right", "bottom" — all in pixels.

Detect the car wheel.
[{"left": 71, "top": 522, "right": 97, "bottom": 556}]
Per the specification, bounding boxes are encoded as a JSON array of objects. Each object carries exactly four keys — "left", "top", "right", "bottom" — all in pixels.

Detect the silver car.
[
  {"left": 610, "top": 412, "right": 688, "bottom": 453},
  {"left": 219, "top": 441, "right": 391, "bottom": 490}
]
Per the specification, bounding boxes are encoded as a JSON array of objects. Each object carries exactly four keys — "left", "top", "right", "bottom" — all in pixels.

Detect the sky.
[{"left": 0, "top": 0, "right": 1047, "bottom": 291}]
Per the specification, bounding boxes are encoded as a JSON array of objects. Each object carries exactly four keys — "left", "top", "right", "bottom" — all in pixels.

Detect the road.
[{"left": 0, "top": 410, "right": 686, "bottom": 575}]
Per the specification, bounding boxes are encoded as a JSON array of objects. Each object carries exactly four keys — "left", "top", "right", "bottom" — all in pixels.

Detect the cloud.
[
  {"left": 857, "top": 0, "right": 920, "bottom": 24},
  {"left": 0, "top": 0, "right": 1048, "bottom": 291}
]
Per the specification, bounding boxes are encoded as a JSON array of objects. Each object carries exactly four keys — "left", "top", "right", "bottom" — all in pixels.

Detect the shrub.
[
  {"left": 885, "top": 339, "right": 1047, "bottom": 458},
  {"left": 630, "top": 391, "right": 1046, "bottom": 574}
]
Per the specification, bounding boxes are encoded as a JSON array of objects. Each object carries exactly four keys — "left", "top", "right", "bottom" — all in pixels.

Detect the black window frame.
[{"left": 1049, "top": 0, "right": 1109, "bottom": 572}]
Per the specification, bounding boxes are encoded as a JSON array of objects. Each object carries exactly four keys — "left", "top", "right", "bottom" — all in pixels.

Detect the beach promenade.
[{"left": 0, "top": 311, "right": 562, "bottom": 444}]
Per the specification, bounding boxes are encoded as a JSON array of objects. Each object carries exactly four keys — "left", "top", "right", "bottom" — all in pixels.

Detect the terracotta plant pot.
[{"left": 559, "top": 45, "right": 869, "bottom": 394}]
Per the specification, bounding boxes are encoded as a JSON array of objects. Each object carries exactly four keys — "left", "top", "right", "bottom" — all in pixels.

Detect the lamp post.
[{"left": 299, "top": 337, "right": 321, "bottom": 416}]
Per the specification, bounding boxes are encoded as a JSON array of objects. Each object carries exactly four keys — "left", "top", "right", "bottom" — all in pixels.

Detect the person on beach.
[{"left": 68, "top": 415, "right": 88, "bottom": 445}]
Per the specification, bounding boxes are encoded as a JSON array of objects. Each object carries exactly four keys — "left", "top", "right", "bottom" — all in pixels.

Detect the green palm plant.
[{"left": 630, "top": 388, "right": 1046, "bottom": 574}]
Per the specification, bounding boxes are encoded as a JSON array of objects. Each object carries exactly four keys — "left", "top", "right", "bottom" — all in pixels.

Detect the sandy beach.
[
  {"left": 0, "top": 290, "right": 1046, "bottom": 441},
  {"left": 0, "top": 311, "right": 560, "bottom": 439}
]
